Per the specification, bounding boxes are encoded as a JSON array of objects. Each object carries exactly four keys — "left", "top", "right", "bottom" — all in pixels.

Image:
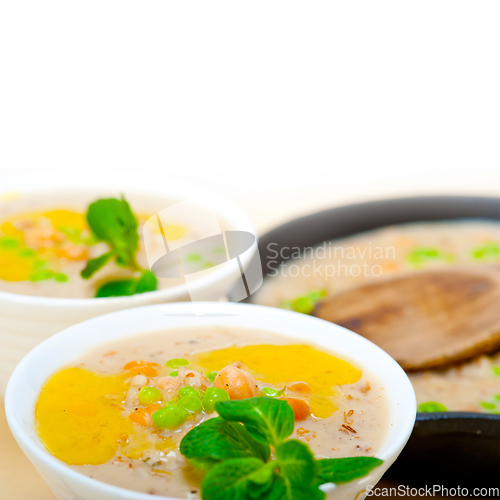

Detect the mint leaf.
[
  {"left": 95, "top": 270, "right": 157, "bottom": 298},
  {"left": 188, "top": 457, "right": 218, "bottom": 471},
  {"left": 180, "top": 417, "right": 271, "bottom": 465},
  {"left": 271, "top": 476, "right": 325, "bottom": 500},
  {"left": 80, "top": 251, "right": 115, "bottom": 279},
  {"left": 276, "top": 440, "right": 324, "bottom": 500},
  {"left": 201, "top": 457, "right": 274, "bottom": 500},
  {"left": 135, "top": 270, "right": 157, "bottom": 294},
  {"left": 276, "top": 440, "right": 317, "bottom": 486},
  {"left": 82, "top": 197, "right": 158, "bottom": 296},
  {"left": 95, "top": 279, "right": 136, "bottom": 298},
  {"left": 315, "top": 457, "right": 383, "bottom": 485},
  {"left": 185, "top": 401, "right": 382, "bottom": 499},
  {"left": 215, "top": 397, "right": 294, "bottom": 447},
  {"left": 86, "top": 197, "right": 139, "bottom": 269},
  {"left": 253, "top": 475, "right": 290, "bottom": 500}
]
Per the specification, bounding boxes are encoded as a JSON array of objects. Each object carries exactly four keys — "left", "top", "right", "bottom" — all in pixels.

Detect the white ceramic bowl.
[
  {"left": 5, "top": 302, "right": 416, "bottom": 500},
  {"left": 0, "top": 174, "right": 256, "bottom": 396}
]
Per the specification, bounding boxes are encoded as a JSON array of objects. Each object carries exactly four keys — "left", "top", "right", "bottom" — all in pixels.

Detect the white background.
[{"left": 1, "top": 1, "right": 500, "bottom": 233}]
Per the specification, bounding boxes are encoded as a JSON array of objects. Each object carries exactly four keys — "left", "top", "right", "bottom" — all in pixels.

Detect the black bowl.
[{"left": 232, "top": 196, "right": 500, "bottom": 489}]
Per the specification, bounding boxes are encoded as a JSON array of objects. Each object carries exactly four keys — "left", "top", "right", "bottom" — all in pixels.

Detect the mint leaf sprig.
[
  {"left": 80, "top": 197, "right": 157, "bottom": 297},
  {"left": 180, "top": 397, "right": 383, "bottom": 500}
]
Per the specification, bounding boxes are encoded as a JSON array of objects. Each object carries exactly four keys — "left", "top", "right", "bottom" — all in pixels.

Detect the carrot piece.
[
  {"left": 283, "top": 397, "right": 311, "bottom": 421},
  {"left": 128, "top": 403, "right": 162, "bottom": 427},
  {"left": 123, "top": 361, "right": 159, "bottom": 377}
]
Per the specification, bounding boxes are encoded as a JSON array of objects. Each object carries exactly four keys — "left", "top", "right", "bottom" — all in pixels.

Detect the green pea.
[
  {"left": 206, "top": 371, "right": 218, "bottom": 383},
  {"left": 408, "top": 248, "right": 434, "bottom": 262},
  {"left": 480, "top": 401, "right": 496, "bottom": 410},
  {"left": 83, "top": 233, "right": 99, "bottom": 246},
  {"left": 407, "top": 247, "right": 454, "bottom": 268},
  {"left": 418, "top": 401, "right": 447, "bottom": 413},
  {"left": 0, "top": 236, "right": 20, "bottom": 249},
  {"left": 202, "top": 387, "right": 230, "bottom": 413},
  {"left": 178, "top": 396, "right": 202, "bottom": 414},
  {"left": 166, "top": 358, "right": 189, "bottom": 368},
  {"left": 260, "top": 387, "right": 285, "bottom": 398},
  {"left": 19, "top": 248, "right": 36, "bottom": 258},
  {"left": 282, "top": 290, "right": 328, "bottom": 315},
  {"left": 186, "top": 253, "right": 201, "bottom": 262},
  {"left": 152, "top": 405, "right": 188, "bottom": 429},
  {"left": 32, "top": 259, "right": 46, "bottom": 270},
  {"left": 292, "top": 297, "right": 315, "bottom": 315},
  {"left": 495, "top": 394, "right": 500, "bottom": 401},
  {"left": 59, "top": 226, "right": 82, "bottom": 244},
  {"left": 138, "top": 386, "right": 163, "bottom": 406},
  {"left": 29, "top": 269, "right": 54, "bottom": 282},
  {"left": 422, "top": 249, "right": 438, "bottom": 257},
  {"left": 492, "top": 366, "right": 500, "bottom": 377},
  {"left": 204, "top": 261, "right": 214, "bottom": 268},
  {"left": 307, "top": 289, "right": 327, "bottom": 302},
  {"left": 178, "top": 387, "right": 201, "bottom": 399},
  {"left": 472, "top": 242, "right": 500, "bottom": 261},
  {"left": 54, "top": 273, "right": 68, "bottom": 282},
  {"left": 170, "top": 370, "right": 178, "bottom": 377}
]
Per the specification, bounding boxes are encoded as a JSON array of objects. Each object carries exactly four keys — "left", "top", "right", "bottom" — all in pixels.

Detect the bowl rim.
[
  {"left": 261, "top": 194, "right": 500, "bottom": 236},
  {"left": 243, "top": 194, "right": 500, "bottom": 424},
  {"left": 0, "top": 178, "right": 255, "bottom": 308},
  {"left": 5, "top": 301, "right": 416, "bottom": 500}
]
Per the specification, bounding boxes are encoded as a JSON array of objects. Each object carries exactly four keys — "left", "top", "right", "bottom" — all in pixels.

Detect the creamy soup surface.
[
  {"left": 35, "top": 326, "right": 390, "bottom": 498},
  {"left": 253, "top": 220, "right": 500, "bottom": 413}
]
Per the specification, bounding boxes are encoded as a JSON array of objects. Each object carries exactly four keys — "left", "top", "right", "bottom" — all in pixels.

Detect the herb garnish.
[
  {"left": 180, "top": 397, "right": 383, "bottom": 500},
  {"left": 417, "top": 401, "right": 447, "bottom": 413},
  {"left": 280, "top": 289, "right": 327, "bottom": 315},
  {"left": 80, "top": 197, "right": 157, "bottom": 297}
]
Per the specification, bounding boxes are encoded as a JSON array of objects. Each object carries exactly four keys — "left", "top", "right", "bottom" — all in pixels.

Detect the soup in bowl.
[
  {"left": 5, "top": 302, "right": 416, "bottom": 500},
  {"left": 0, "top": 179, "right": 255, "bottom": 396}
]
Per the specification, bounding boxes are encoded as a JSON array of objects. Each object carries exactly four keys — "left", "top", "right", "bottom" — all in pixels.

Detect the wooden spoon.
[{"left": 313, "top": 266, "right": 500, "bottom": 371}]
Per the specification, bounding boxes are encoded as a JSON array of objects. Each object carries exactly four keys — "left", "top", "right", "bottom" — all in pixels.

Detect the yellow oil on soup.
[
  {"left": 0, "top": 209, "right": 88, "bottom": 281},
  {"left": 35, "top": 368, "right": 130, "bottom": 466},
  {"left": 195, "top": 344, "right": 362, "bottom": 418},
  {"left": 0, "top": 250, "right": 38, "bottom": 281},
  {"left": 42, "top": 210, "right": 88, "bottom": 232}
]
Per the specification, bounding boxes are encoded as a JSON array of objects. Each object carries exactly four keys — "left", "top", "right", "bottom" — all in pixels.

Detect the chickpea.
[
  {"left": 155, "top": 376, "right": 182, "bottom": 393},
  {"left": 25, "top": 227, "right": 64, "bottom": 249},
  {"left": 213, "top": 366, "right": 257, "bottom": 400},
  {"left": 283, "top": 397, "right": 311, "bottom": 421},
  {"left": 130, "top": 374, "right": 148, "bottom": 387},
  {"left": 287, "top": 381, "right": 312, "bottom": 395},
  {"left": 54, "top": 244, "right": 88, "bottom": 261},
  {"left": 179, "top": 368, "right": 210, "bottom": 389}
]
